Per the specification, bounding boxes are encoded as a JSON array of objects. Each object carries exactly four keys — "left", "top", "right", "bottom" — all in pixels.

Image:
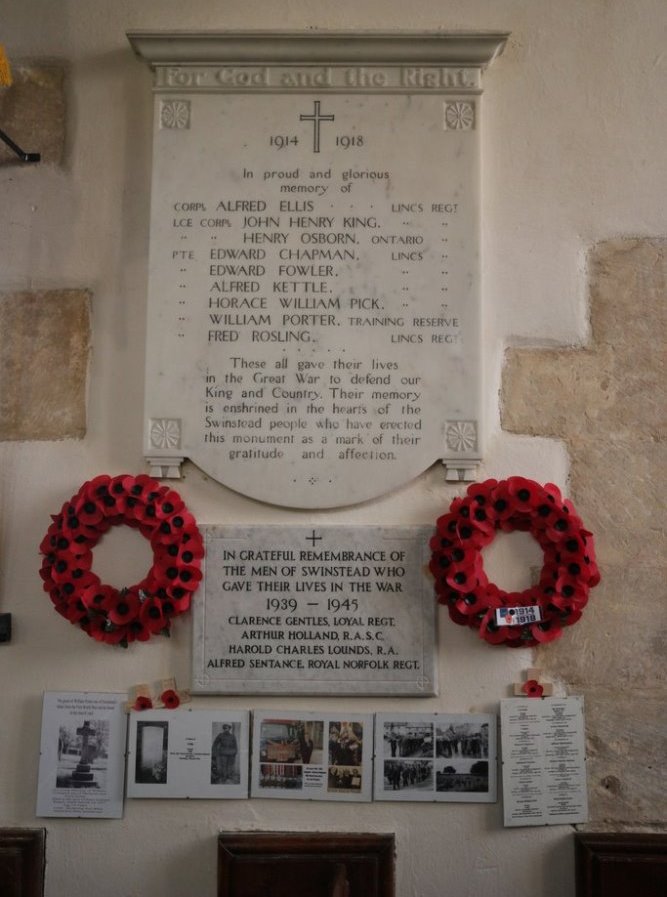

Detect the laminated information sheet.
[{"left": 500, "top": 696, "right": 588, "bottom": 827}]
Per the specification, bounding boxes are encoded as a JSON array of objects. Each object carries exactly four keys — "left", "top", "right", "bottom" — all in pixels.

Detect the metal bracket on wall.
[
  {"left": 0, "top": 613, "right": 12, "bottom": 643},
  {"left": 0, "top": 127, "right": 40, "bottom": 162}
]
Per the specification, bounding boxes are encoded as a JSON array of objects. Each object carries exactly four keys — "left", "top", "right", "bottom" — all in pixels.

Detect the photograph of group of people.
[
  {"left": 375, "top": 713, "right": 496, "bottom": 802},
  {"left": 252, "top": 711, "right": 373, "bottom": 801}
]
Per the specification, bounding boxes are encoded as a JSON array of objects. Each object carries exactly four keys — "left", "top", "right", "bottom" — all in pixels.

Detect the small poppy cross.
[
  {"left": 125, "top": 677, "right": 191, "bottom": 712},
  {"left": 513, "top": 667, "right": 553, "bottom": 698}
]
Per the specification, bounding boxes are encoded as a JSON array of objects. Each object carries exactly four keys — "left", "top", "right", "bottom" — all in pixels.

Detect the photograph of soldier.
[
  {"left": 259, "top": 762, "right": 303, "bottom": 789},
  {"left": 328, "top": 721, "right": 363, "bottom": 766},
  {"left": 259, "top": 719, "right": 324, "bottom": 766},
  {"left": 134, "top": 721, "right": 168, "bottom": 784},
  {"left": 383, "top": 722, "right": 434, "bottom": 758},
  {"left": 327, "top": 764, "right": 362, "bottom": 793},
  {"left": 383, "top": 759, "right": 433, "bottom": 791},
  {"left": 210, "top": 721, "right": 240, "bottom": 785}
]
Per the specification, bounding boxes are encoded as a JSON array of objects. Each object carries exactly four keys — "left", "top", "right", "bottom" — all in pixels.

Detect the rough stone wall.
[
  {"left": 0, "top": 289, "right": 91, "bottom": 440},
  {"left": 502, "top": 239, "right": 667, "bottom": 829},
  {"left": 0, "top": 62, "right": 90, "bottom": 442},
  {"left": 0, "top": 64, "right": 66, "bottom": 165}
]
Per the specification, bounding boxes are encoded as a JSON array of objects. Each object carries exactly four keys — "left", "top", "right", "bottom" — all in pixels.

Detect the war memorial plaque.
[
  {"left": 129, "top": 33, "right": 507, "bottom": 507},
  {"left": 191, "top": 525, "right": 436, "bottom": 696}
]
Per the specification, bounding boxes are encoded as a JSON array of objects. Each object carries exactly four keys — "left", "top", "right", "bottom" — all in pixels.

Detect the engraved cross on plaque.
[
  {"left": 299, "top": 100, "right": 335, "bottom": 153},
  {"left": 306, "top": 530, "right": 323, "bottom": 547}
]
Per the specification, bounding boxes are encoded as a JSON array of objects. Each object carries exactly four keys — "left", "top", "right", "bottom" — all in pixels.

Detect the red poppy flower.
[
  {"left": 446, "top": 564, "right": 482, "bottom": 593},
  {"left": 107, "top": 590, "right": 141, "bottom": 626},
  {"left": 176, "top": 564, "right": 203, "bottom": 591},
  {"left": 479, "top": 609, "right": 509, "bottom": 645},
  {"left": 80, "top": 582, "right": 116, "bottom": 612},
  {"left": 160, "top": 689, "right": 180, "bottom": 709},
  {"left": 531, "top": 618, "right": 562, "bottom": 643},
  {"left": 140, "top": 597, "right": 167, "bottom": 634},
  {"left": 152, "top": 512, "right": 199, "bottom": 545},
  {"left": 556, "top": 605, "right": 583, "bottom": 627},
  {"left": 62, "top": 595, "right": 89, "bottom": 623},
  {"left": 160, "top": 586, "right": 192, "bottom": 613},
  {"left": 447, "top": 603, "right": 473, "bottom": 626},
  {"left": 466, "top": 478, "right": 499, "bottom": 505},
  {"left": 74, "top": 496, "right": 106, "bottom": 527},
  {"left": 126, "top": 619, "right": 152, "bottom": 642},
  {"left": 85, "top": 615, "right": 110, "bottom": 642},
  {"left": 436, "top": 513, "right": 460, "bottom": 538},
  {"left": 154, "top": 490, "right": 185, "bottom": 519},
  {"left": 154, "top": 535, "right": 204, "bottom": 567},
  {"left": 522, "top": 679, "right": 544, "bottom": 698},
  {"left": 80, "top": 475, "right": 112, "bottom": 500},
  {"left": 133, "top": 695, "right": 153, "bottom": 711},
  {"left": 485, "top": 481, "right": 516, "bottom": 522},
  {"left": 506, "top": 477, "right": 542, "bottom": 512},
  {"left": 554, "top": 573, "right": 590, "bottom": 607},
  {"left": 454, "top": 588, "right": 488, "bottom": 616},
  {"left": 101, "top": 624, "right": 130, "bottom": 646}
]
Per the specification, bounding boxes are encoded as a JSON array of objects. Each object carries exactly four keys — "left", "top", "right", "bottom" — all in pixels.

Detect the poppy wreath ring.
[
  {"left": 429, "top": 477, "right": 600, "bottom": 647},
  {"left": 39, "top": 474, "right": 204, "bottom": 647}
]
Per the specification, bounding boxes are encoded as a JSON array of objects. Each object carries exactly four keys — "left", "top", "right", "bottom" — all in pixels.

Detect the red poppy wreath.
[
  {"left": 429, "top": 477, "right": 600, "bottom": 648},
  {"left": 39, "top": 474, "right": 204, "bottom": 647}
]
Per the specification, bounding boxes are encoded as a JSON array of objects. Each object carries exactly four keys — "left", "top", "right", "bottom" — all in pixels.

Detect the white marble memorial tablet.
[
  {"left": 192, "top": 524, "right": 436, "bottom": 696},
  {"left": 129, "top": 32, "right": 507, "bottom": 507}
]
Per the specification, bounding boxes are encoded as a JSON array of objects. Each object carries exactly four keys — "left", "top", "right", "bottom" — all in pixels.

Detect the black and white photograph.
[
  {"left": 56, "top": 717, "right": 109, "bottom": 791},
  {"left": 436, "top": 759, "right": 490, "bottom": 794},
  {"left": 36, "top": 692, "right": 127, "bottom": 818},
  {"left": 251, "top": 711, "right": 373, "bottom": 801},
  {"left": 135, "top": 721, "right": 169, "bottom": 784},
  {"left": 375, "top": 713, "right": 497, "bottom": 802},
  {"left": 384, "top": 759, "right": 434, "bottom": 792},
  {"left": 127, "top": 709, "right": 249, "bottom": 799},
  {"left": 210, "top": 721, "right": 241, "bottom": 785},
  {"left": 384, "top": 721, "right": 434, "bottom": 758}
]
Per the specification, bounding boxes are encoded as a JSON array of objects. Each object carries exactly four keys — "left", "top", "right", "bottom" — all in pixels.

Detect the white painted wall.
[{"left": 1, "top": 2, "right": 665, "bottom": 895}]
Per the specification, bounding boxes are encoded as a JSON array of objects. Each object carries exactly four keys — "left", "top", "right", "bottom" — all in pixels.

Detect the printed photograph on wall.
[
  {"left": 374, "top": 713, "right": 497, "bottom": 802},
  {"left": 210, "top": 721, "right": 242, "bottom": 785},
  {"left": 36, "top": 692, "right": 127, "bottom": 818},
  {"left": 127, "top": 709, "right": 249, "bottom": 799},
  {"left": 251, "top": 711, "right": 373, "bottom": 801},
  {"left": 135, "top": 721, "right": 169, "bottom": 784}
]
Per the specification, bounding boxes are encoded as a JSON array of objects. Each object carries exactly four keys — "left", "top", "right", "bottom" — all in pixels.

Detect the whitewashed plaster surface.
[{"left": 0, "top": 2, "right": 665, "bottom": 896}]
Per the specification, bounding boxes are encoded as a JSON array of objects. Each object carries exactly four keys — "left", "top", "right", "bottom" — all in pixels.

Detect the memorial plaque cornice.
[{"left": 128, "top": 31, "right": 508, "bottom": 68}]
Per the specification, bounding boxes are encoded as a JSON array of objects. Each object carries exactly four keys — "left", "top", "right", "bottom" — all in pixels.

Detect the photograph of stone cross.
[
  {"left": 70, "top": 721, "right": 98, "bottom": 788},
  {"left": 56, "top": 718, "right": 109, "bottom": 791}
]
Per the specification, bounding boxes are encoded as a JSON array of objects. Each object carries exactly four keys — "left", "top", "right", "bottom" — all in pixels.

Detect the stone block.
[
  {"left": 535, "top": 563, "right": 666, "bottom": 690},
  {"left": 0, "top": 64, "right": 66, "bottom": 165},
  {"left": 585, "top": 691, "right": 665, "bottom": 826},
  {"left": 0, "top": 290, "right": 91, "bottom": 440}
]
